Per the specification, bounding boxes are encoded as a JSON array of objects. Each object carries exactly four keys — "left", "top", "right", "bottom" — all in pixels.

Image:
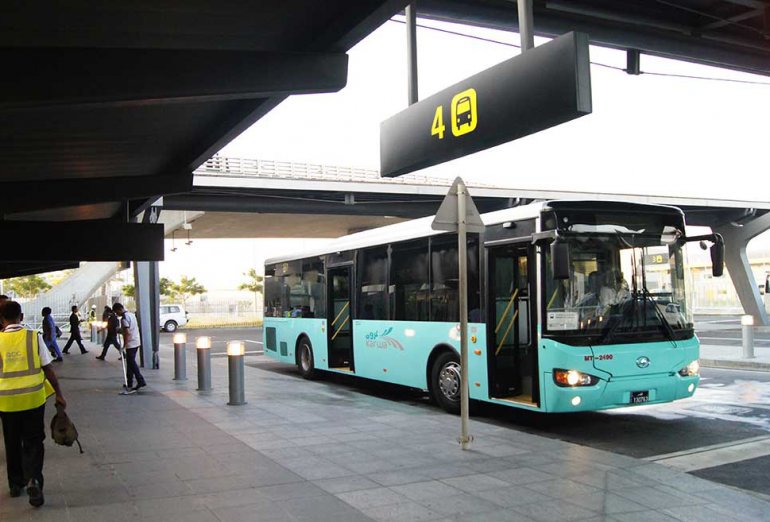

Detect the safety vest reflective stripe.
[
  {"left": 0, "top": 382, "right": 45, "bottom": 395},
  {"left": 0, "top": 331, "right": 39, "bottom": 378},
  {"left": 0, "top": 330, "right": 48, "bottom": 412}
]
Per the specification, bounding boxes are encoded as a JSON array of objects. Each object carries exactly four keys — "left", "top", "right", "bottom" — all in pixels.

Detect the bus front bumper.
[{"left": 543, "top": 373, "right": 700, "bottom": 412}]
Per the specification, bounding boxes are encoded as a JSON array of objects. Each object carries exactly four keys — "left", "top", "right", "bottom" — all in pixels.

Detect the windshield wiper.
[
  {"left": 638, "top": 247, "right": 675, "bottom": 344},
  {"left": 640, "top": 287, "right": 676, "bottom": 343},
  {"left": 595, "top": 290, "right": 675, "bottom": 346}
]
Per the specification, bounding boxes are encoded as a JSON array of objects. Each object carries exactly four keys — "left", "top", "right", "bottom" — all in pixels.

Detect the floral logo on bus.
[{"left": 365, "top": 327, "right": 404, "bottom": 351}]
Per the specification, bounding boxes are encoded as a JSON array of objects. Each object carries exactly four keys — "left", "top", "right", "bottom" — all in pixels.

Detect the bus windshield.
[{"left": 544, "top": 229, "right": 693, "bottom": 345}]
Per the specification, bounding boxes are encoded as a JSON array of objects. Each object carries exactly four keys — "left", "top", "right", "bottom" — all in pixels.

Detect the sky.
[
  {"left": 162, "top": 16, "right": 770, "bottom": 291},
  {"left": 221, "top": 16, "right": 769, "bottom": 200}
]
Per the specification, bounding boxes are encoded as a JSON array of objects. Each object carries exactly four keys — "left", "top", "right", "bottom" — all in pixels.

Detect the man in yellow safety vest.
[{"left": 0, "top": 300, "right": 66, "bottom": 507}]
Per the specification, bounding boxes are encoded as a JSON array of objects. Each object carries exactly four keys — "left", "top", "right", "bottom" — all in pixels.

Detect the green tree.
[
  {"left": 238, "top": 268, "right": 264, "bottom": 313},
  {"left": 48, "top": 269, "right": 75, "bottom": 286},
  {"left": 173, "top": 276, "right": 206, "bottom": 306},
  {"left": 6, "top": 275, "right": 51, "bottom": 298},
  {"left": 122, "top": 284, "right": 135, "bottom": 298},
  {"left": 160, "top": 277, "right": 177, "bottom": 299}
]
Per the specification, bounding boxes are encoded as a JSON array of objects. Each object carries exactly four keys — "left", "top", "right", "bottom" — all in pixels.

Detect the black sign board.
[{"left": 380, "top": 32, "right": 592, "bottom": 178}]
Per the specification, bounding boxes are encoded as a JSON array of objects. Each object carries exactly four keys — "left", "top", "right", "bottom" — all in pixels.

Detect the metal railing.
[{"left": 194, "top": 155, "right": 493, "bottom": 187}]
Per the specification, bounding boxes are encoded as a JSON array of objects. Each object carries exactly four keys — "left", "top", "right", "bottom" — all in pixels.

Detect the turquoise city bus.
[{"left": 263, "top": 200, "right": 723, "bottom": 413}]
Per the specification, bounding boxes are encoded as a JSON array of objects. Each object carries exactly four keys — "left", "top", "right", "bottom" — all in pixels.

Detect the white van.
[{"left": 160, "top": 305, "right": 188, "bottom": 332}]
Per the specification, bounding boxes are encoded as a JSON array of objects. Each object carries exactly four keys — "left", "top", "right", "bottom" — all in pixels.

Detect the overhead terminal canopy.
[
  {"left": 0, "top": 0, "right": 409, "bottom": 278},
  {"left": 2, "top": 1, "right": 768, "bottom": 279},
  {"left": 417, "top": 0, "right": 770, "bottom": 77}
]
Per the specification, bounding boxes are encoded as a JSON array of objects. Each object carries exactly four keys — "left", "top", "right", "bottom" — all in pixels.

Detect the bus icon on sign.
[
  {"left": 455, "top": 96, "right": 472, "bottom": 127},
  {"left": 451, "top": 88, "right": 477, "bottom": 137}
]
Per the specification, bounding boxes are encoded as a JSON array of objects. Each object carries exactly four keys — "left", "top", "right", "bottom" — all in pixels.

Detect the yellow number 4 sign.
[{"left": 451, "top": 88, "right": 477, "bottom": 137}]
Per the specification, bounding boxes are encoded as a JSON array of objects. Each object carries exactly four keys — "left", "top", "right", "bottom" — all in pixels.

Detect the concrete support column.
[
  {"left": 134, "top": 261, "right": 160, "bottom": 368},
  {"left": 405, "top": 4, "right": 418, "bottom": 105},
  {"left": 132, "top": 205, "right": 162, "bottom": 368},
  {"left": 714, "top": 212, "right": 770, "bottom": 326},
  {"left": 517, "top": 0, "right": 535, "bottom": 51}
]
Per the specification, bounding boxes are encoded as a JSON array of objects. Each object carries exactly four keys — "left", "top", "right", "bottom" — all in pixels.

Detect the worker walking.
[
  {"left": 40, "top": 307, "right": 63, "bottom": 362},
  {"left": 112, "top": 303, "right": 146, "bottom": 394},
  {"left": 62, "top": 305, "right": 88, "bottom": 355},
  {"left": 0, "top": 300, "right": 67, "bottom": 508},
  {"left": 96, "top": 307, "right": 121, "bottom": 361}
]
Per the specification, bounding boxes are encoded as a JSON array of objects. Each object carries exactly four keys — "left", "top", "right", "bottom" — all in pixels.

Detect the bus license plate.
[{"left": 631, "top": 391, "right": 649, "bottom": 404}]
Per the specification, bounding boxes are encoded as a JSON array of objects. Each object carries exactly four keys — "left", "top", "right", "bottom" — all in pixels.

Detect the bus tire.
[
  {"left": 297, "top": 337, "right": 316, "bottom": 379},
  {"left": 430, "top": 351, "right": 461, "bottom": 414}
]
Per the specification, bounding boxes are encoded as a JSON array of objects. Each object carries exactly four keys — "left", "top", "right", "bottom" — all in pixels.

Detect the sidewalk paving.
[
  {"left": 699, "top": 344, "right": 770, "bottom": 371},
  {"left": 3, "top": 338, "right": 770, "bottom": 521}
]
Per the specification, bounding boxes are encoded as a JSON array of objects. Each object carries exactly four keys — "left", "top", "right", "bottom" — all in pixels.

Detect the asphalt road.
[
  {"left": 167, "top": 322, "right": 770, "bottom": 498},
  {"left": 160, "top": 327, "right": 264, "bottom": 356}
]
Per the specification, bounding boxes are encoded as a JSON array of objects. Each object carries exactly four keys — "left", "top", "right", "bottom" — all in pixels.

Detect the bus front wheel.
[
  {"left": 297, "top": 338, "right": 316, "bottom": 379},
  {"left": 431, "top": 351, "right": 461, "bottom": 414}
]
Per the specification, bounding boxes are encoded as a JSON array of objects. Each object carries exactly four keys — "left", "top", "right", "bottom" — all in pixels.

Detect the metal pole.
[
  {"left": 173, "top": 336, "right": 187, "bottom": 381},
  {"left": 406, "top": 4, "right": 419, "bottom": 105},
  {"left": 227, "top": 355, "right": 246, "bottom": 405},
  {"left": 197, "top": 347, "right": 212, "bottom": 392},
  {"left": 457, "top": 179, "right": 471, "bottom": 450},
  {"left": 517, "top": 0, "right": 535, "bottom": 52},
  {"left": 742, "top": 315, "right": 755, "bottom": 359}
]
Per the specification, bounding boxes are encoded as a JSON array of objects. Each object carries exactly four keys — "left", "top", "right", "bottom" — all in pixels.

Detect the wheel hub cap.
[{"left": 439, "top": 362, "right": 461, "bottom": 400}]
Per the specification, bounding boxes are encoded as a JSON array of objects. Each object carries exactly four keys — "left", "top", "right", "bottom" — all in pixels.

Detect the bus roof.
[{"left": 264, "top": 199, "right": 683, "bottom": 265}]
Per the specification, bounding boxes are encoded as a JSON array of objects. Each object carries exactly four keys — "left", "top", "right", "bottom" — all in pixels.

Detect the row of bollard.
[{"left": 172, "top": 334, "right": 246, "bottom": 406}]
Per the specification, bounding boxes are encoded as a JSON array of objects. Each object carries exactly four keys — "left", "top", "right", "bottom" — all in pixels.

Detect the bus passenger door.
[
  {"left": 328, "top": 267, "right": 354, "bottom": 372},
  {"left": 487, "top": 244, "right": 538, "bottom": 406}
]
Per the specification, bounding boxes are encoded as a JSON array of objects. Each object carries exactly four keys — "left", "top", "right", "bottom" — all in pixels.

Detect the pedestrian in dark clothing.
[
  {"left": 96, "top": 309, "right": 121, "bottom": 361},
  {"left": 101, "top": 306, "right": 111, "bottom": 322},
  {"left": 40, "top": 308, "right": 63, "bottom": 362},
  {"left": 62, "top": 306, "right": 88, "bottom": 355},
  {"left": 113, "top": 303, "right": 146, "bottom": 394},
  {"left": 0, "top": 300, "right": 67, "bottom": 508}
]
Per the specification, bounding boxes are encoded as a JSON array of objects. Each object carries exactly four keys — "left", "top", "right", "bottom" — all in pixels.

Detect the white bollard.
[
  {"left": 227, "top": 341, "right": 246, "bottom": 406},
  {"left": 173, "top": 333, "right": 187, "bottom": 381},
  {"left": 196, "top": 336, "right": 212, "bottom": 393},
  {"left": 741, "top": 315, "right": 755, "bottom": 359}
]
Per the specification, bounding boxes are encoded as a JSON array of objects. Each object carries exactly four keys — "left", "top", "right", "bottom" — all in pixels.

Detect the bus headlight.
[
  {"left": 678, "top": 360, "right": 700, "bottom": 377},
  {"left": 553, "top": 369, "right": 598, "bottom": 387}
]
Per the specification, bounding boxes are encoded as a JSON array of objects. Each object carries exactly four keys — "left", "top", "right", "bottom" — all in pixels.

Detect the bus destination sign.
[{"left": 380, "top": 32, "right": 592, "bottom": 178}]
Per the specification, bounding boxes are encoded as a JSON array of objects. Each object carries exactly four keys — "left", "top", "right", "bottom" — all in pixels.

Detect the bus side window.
[
  {"left": 431, "top": 238, "right": 459, "bottom": 322},
  {"left": 359, "top": 247, "right": 388, "bottom": 319},
  {"left": 517, "top": 253, "right": 530, "bottom": 345},
  {"left": 390, "top": 239, "right": 429, "bottom": 321}
]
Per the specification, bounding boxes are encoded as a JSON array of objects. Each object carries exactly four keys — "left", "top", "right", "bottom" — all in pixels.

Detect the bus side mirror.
[
  {"left": 711, "top": 236, "right": 725, "bottom": 277},
  {"left": 551, "top": 240, "right": 570, "bottom": 280}
]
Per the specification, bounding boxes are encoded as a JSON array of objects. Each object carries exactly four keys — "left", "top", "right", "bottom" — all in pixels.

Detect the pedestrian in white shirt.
[{"left": 112, "top": 303, "right": 146, "bottom": 394}]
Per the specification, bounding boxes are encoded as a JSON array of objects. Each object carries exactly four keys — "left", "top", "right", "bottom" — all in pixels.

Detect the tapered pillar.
[{"left": 714, "top": 212, "right": 770, "bottom": 326}]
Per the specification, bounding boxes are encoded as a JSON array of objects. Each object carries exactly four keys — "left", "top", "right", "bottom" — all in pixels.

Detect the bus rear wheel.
[
  {"left": 431, "top": 351, "right": 461, "bottom": 414},
  {"left": 297, "top": 338, "right": 316, "bottom": 379}
]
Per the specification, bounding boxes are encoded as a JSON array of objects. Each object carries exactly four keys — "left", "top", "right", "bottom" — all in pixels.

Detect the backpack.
[{"left": 50, "top": 403, "right": 84, "bottom": 454}]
